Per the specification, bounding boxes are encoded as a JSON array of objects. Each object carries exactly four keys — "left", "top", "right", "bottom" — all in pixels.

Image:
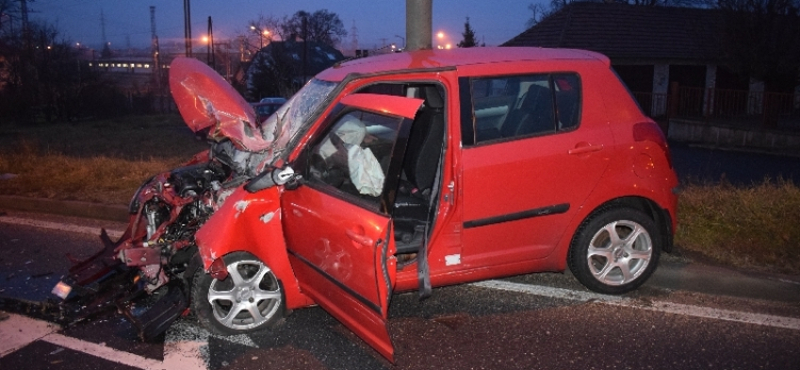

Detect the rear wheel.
[
  {"left": 568, "top": 208, "right": 660, "bottom": 294},
  {"left": 191, "top": 252, "right": 285, "bottom": 335}
]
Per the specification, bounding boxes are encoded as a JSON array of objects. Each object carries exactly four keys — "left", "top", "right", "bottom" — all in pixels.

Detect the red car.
[{"left": 57, "top": 47, "right": 678, "bottom": 362}]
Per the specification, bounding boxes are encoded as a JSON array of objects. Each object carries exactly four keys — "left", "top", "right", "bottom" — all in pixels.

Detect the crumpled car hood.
[{"left": 169, "top": 57, "right": 271, "bottom": 152}]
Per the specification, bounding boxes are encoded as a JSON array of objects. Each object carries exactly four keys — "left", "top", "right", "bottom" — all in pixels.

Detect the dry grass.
[
  {"left": 0, "top": 114, "right": 207, "bottom": 204},
  {"left": 676, "top": 179, "right": 800, "bottom": 275},
  {"left": 0, "top": 147, "right": 183, "bottom": 204}
]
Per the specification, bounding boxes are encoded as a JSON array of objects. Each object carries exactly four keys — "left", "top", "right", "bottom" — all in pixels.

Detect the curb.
[{"left": 0, "top": 195, "right": 129, "bottom": 223}]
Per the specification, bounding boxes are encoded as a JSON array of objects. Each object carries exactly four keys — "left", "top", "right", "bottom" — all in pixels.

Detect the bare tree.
[
  {"left": 0, "top": 18, "right": 99, "bottom": 122},
  {"left": 281, "top": 9, "right": 347, "bottom": 46},
  {"left": 0, "top": 0, "right": 19, "bottom": 38},
  {"left": 526, "top": 3, "right": 549, "bottom": 27}
]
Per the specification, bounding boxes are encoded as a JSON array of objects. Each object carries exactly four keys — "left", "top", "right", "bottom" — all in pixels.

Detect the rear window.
[{"left": 460, "top": 73, "right": 582, "bottom": 146}]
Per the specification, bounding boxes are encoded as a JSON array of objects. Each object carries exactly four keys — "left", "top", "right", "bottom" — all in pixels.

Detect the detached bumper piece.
[
  {"left": 118, "top": 282, "right": 188, "bottom": 341},
  {"left": 56, "top": 229, "right": 189, "bottom": 341}
]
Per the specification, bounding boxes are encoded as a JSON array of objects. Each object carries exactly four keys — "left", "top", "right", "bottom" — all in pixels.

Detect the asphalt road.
[{"left": 1, "top": 212, "right": 799, "bottom": 370}]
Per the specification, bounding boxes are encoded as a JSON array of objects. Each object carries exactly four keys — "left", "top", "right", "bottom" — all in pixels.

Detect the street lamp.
[
  {"left": 395, "top": 35, "right": 405, "bottom": 50},
  {"left": 436, "top": 31, "right": 449, "bottom": 49},
  {"left": 201, "top": 35, "right": 214, "bottom": 67},
  {"left": 250, "top": 25, "right": 270, "bottom": 49}
]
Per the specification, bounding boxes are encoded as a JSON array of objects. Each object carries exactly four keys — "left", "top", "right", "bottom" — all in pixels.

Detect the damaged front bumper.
[{"left": 51, "top": 229, "right": 191, "bottom": 341}]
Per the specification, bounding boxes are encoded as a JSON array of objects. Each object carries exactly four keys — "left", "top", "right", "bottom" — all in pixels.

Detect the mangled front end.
[
  {"left": 52, "top": 57, "right": 278, "bottom": 339},
  {"left": 52, "top": 158, "right": 231, "bottom": 339}
]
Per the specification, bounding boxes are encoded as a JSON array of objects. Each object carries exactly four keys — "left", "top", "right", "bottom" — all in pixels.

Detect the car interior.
[
  {"left": 473, "top": 74, "right": 581, "bottom": 144},
  {"left": 354, "top": 82, "right": 447, "bottom": 258}
]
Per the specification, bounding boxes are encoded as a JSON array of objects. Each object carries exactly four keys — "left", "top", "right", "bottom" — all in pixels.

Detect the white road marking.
[
  {"left": 0, "top": 311, "right": 210, "bottom": 369},
  {"left": 0, "top": 311, "right": 261, "bottom": 369},
  {"left": 472, "top": 280, "right": 800, "bottom": 331},
  {"left": 41, "top": 333, "right": 164, "bottom": 369},
  {"left": 0, "top": 312, "right": 60, "bottom": 357},
  {"left": 0, "top": 215, "right": 124, "bottom": 240}
]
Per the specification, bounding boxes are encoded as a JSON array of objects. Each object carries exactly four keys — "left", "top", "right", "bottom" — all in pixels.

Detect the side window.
[
  {"left": 307, "top": 110, "right": 402, "bottom": 207},
  {"left": 468, "top": 73, "right": 582, "bottom": 145}
]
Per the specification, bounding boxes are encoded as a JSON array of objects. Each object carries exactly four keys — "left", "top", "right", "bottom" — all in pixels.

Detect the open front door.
[{"left": 282, "top": 94, "right": 423, "bottom": 361}]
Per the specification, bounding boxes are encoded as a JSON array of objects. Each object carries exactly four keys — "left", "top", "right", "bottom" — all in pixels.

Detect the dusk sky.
[{"left": 30, "top": 0, "right": 540, "bottom": 51}]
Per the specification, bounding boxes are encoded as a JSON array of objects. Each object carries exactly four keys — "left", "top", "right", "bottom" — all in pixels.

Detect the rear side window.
[{"left": 461, "top": 73, "right": 581, "bottom": 145}]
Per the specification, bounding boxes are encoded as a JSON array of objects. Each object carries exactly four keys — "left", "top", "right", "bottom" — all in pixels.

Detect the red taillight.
[{"left": 633, "top": 121, "right": 672, "bottom": 168}]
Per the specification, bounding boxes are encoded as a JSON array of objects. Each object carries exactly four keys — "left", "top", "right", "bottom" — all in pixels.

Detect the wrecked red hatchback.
[{"left": 54, "top": 47, "right": 678, "bottom": 361}]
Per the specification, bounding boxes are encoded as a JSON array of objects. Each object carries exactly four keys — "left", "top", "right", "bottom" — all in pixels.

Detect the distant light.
[{"left": 437, "top": 31, "right": 445, "bottom": 39}]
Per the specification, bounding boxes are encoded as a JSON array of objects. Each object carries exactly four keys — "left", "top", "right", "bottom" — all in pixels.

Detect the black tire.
[
  {"left": 191, "top": 252, "right": 285, "bottom": 336},
  {"left": 568, "top": 207, "right": 660, "bottom": 294}
]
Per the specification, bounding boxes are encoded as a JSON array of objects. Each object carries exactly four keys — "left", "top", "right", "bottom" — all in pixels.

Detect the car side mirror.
[{"left": 245, "top": 166, "right": 300, "bottom": 193}]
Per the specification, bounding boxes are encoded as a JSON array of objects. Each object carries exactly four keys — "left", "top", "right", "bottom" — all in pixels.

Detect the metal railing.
[{"left": 632, "top": 87, "right": 799, "bottom": 130}]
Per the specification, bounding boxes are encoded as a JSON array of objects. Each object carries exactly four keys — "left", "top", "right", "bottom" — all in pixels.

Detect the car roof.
[{"left": 316, "top": 47, "right": 610, "bottom": 82}]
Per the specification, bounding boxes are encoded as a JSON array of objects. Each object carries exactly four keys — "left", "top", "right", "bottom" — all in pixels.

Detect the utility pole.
[
  {"left": 150, "top": 6, "right": 161, "bottom": 89},
  {"left": 406, "top": 0, "right": 432, "bottom": 51},
  {"left": 100, "top": 8, "right": 107, "bottom": 46},
  {"left": 302, "top": 14, "right": 308, "bottom": 84},
  {"left": 183, "top": 0, "right": 192, "bottom": 57},
  {"left": 207, "top": 16, "right": 215, "bottom": 69},
  {"left": 150, "top": 6, "right": 163, "bottom": 112},
  {"left": 19, "top": 0, "right": 32, "bottom": 57},
  {"left": 350, "top": 20, "right": 358, "bottom": 56}
]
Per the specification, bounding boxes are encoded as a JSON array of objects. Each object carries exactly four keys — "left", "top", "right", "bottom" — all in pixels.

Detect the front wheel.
[
  {"left": 568, "top": 208, "right": 660, "bottom": 294},
  {"left": 191, "top": 252, "right": 285, "bottom": 335}
]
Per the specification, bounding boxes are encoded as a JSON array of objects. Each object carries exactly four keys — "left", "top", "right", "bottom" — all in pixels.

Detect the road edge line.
[{"left": 472, "top": 280, "right": 800, "bottom": 331}]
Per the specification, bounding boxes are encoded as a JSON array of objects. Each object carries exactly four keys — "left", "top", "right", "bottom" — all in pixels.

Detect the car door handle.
[
  {"left": 569, "top": 143, "right": 604, "bottom": 155},
  {"left": 345, "top": 228, "right": 373, "bottom": 249}
]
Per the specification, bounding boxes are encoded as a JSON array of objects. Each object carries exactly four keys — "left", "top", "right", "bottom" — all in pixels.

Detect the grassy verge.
[
  {"left": 0, "top": 114, "right": 207, "bottom": 204},
  {"left": 676, "top": 179, "right": 800, "bottom": 275},
  {"left": 1, "top": 115, "right": 798, "bottom": 274}
]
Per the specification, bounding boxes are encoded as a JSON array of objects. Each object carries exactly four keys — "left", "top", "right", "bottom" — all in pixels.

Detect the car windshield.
[{"left": 261, "top": 79, "right": 338, "bottom": 163}]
